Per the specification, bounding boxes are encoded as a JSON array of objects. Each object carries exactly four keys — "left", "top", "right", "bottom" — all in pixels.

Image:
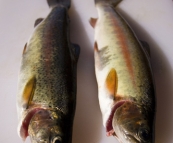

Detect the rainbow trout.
[
  {"left": 90, "top": 0, "right": 155, "bottom": 142},
  {"left": 17, "top": 0, "right": 80, "bottom": 143}
]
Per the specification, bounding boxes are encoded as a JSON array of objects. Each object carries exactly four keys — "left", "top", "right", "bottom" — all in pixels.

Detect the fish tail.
[
  {"left": 95, "top": 0, "right": 122, "bottom": 6},
  {"left": 47, "top": 0, "right": 71, "bottom": 8}
]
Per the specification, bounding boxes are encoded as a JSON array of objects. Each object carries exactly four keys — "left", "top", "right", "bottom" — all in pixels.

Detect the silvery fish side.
[
  {"left": 17, "top": 0, "right": 80, "bottom": 143},
  {"left": 90, "top": 0, "right": 155, "bottom": 142}
]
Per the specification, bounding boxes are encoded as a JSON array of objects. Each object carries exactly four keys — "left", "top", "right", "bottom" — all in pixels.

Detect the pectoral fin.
[
  {"left": 22, "top": 76, "right": 36, "bottom": 109},
  {"left": 105, "top": 68, "right": 118, "bottom": 99}
]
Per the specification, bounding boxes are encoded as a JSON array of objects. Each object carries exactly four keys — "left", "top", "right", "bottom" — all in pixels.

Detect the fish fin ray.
[
  {"left": 22, "top": 76, "right": 36, "bottom": 109},
  {"left": 34, "top": 18, "right": 44, "bottom": 27},
  {"left": 89, "top": 18, "right": 98, "bottom": 28},
  {"left": 105, "top": 68, "right": 118, "bottom": 98}
]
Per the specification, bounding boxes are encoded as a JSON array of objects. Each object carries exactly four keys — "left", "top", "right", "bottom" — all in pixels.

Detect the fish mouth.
[
  {"left": 106, "top": 100, "right": 128, "bottom": 136},
  {"left": 19, "top": 107, "right": 46, "bottom": 140}
]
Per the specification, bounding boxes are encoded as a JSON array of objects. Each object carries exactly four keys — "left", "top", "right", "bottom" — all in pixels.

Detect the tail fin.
[
  {"left": 47, "top": 0, "right": 71, "bottom": 8},
  {"left": 95, "top": 0, "right": 122, "bottom": 7}
]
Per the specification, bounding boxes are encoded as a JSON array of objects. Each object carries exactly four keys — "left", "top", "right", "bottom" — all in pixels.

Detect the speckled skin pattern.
[
  {"left": 17, "top": 5, "right": 79, "bottom": 143},
  {"left": 93, "top": 1, "right": 155, "bottom": 143}
]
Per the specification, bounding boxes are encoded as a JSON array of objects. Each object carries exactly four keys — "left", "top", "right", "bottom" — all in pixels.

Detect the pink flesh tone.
[
  {"left": 106, "top": 100, "right": 127, "bottom": 136},
  {"left": 20, "top": 108, "right": 45, "bottom": 140}
]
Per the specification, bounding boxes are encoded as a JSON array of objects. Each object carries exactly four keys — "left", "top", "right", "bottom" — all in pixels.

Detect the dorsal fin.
[
  {"left": 34, "top": 18, "right": 44, "bottom": 27},
  {"left": 105, "top": 68, "right": 118, "bottom": 99},
  {"left": 22, "top": 76, "right": 36, "bottom": 109},
  {"left": 89, "top": 18, "right": 98, "bottom": 28}
]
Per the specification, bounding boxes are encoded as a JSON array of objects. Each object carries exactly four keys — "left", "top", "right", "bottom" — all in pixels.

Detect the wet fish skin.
[
  {"left": 90, "top": 0, "right": 155, "bottom": 142},
  {"left": 17, "top": 1, "right": 80, "bottom": 143}
]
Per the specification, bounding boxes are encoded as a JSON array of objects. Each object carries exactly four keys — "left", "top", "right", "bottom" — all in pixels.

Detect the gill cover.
[
  {"left": 28, "top": 109, "right": 63, "bottom": 143},
  {"left": 112, "top": 102, "right": 152, "bottom": 143}
]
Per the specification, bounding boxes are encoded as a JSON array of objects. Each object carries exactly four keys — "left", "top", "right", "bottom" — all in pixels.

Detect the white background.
[{"left": 0, "top": 0, "right": 173, "bottom": 143}]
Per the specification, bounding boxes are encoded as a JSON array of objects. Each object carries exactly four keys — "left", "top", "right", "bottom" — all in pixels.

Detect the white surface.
[{"left": 0, "top": 0, "right": 173, "bottom": 143}]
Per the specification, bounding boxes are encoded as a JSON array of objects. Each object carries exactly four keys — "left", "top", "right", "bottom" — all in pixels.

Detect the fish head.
[
  {"left": 112, "top": 101, "right": 154, "bottom": 143},
  {"left": 28, "top": 109, "right": 67, "bottom": 143}
]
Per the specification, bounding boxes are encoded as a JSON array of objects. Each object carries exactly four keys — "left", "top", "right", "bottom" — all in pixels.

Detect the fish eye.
[
  {"left": 138, "top": 128, "right": 150, "bottom": 142},
  {"left": 52, "top": 137, "right": 62, "bottom": 143}
]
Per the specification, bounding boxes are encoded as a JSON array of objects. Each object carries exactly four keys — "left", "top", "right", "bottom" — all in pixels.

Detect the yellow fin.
[
  {"left": 22, "top": 76, "right": 36, "bottom": 109},
  {"left": 105, "top": 68, "right": 118, "bottom": 98}
]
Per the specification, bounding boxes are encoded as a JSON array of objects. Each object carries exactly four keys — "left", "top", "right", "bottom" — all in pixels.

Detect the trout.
[
  {"left": 90, "top": 0, "right": 155, "bottom": 142},
  {"left": 17, "top": 0, "right": 80, "bottom": 143}
]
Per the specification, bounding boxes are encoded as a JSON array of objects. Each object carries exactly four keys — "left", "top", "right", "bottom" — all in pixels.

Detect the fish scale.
[
  {"left": 17, "top": 0, "right": 80, "bottom": 142},
  {"left": 90, "top": 0, "right": 155, "bottom": 142}
]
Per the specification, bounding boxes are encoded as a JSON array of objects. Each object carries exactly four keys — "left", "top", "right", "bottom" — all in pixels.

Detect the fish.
[
  {"left": 17, "top": 0, "right": 80, "bottom": 142},
  {"left": 90, "top": 0, "right": 155, "bottom": 142}
]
